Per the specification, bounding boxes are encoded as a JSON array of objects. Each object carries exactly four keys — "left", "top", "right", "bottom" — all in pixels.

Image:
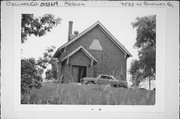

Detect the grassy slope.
[{"left": 29, "top": 83, "right": 155, "bottom": 105}]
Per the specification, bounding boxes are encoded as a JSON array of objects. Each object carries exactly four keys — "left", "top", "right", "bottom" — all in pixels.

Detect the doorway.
[{"left": 72, "top": 65, "right": 87, "bottom": 82}]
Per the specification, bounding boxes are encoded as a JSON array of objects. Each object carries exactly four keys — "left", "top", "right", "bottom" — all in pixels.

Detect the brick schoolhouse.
[{"left": 53, "top": 21, "right": 131, "bottom": 83}]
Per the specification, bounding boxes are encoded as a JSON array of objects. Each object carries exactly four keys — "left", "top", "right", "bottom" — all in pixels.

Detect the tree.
[
  {"left": 37, "top": 46, "right": 56, "bottom": 69},
  {"left": 129, "top": 15, "right": 156, "bottom": 89},
  {"left": 45, "top": 67, "right": 58, "bottom": 81},
  {"left": 21, "top": 14, "right": 61, "bottom": 43},
  {"left": 129, "top": 59, "right": 143, "bottom": 86},
  {"left": 37, "top": 46, "right": 58, "bottom": 80},
  {"left": 21, "top": 14, "right": 61, "bottom": 103},
  {"left": 21, "top": 58, "right": 43, "bottom": 103},
  {"left": 21, "top": 46, "right": 57, "bottom": 103},
  {"left": 45, "top": 69, "right": 54, "bottom": 80}
]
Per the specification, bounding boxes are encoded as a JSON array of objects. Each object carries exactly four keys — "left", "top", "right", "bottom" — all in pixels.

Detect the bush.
[{"left": 21, "top": 58, "right": 42, "bottom": 104}]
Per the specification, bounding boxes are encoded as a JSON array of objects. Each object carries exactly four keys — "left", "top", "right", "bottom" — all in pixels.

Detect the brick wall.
[{"left": 59, "top": 25, "right": 127, "bottom": 81}]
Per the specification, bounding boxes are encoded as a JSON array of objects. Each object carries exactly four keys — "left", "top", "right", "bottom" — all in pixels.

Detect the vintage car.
[{"left": 80, "top": 74, "right": 128, "bottom": 88}]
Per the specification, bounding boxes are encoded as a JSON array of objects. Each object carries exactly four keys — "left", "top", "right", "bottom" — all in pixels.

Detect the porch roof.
[{"left": 61, "top": 45, "right": 98, "bottom": 64}]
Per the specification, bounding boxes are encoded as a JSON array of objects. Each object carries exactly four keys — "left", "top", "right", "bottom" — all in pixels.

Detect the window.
[{"left": 89, "top": 39, "right": 102, "bottom": 50}]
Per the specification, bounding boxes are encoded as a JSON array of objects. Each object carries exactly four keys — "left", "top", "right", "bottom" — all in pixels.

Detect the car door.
[
  {"left": 106, "top": 75, "right": 114, "bottom": 84},
  {"left": 108, "top": 76, "right": 118, "bottom": 85},
  {"left": 98, "top": 75, "right": 109, "bottom": 85}
]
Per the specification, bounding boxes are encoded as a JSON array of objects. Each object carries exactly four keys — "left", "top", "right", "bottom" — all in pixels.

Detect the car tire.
[{"left": 113, "top": 84, "right": 118, "bottom": 88}]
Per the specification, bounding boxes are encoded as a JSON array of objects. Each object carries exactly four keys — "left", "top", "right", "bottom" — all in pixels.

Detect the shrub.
[{"left": 21, "top": 58, "right": 42, "bottom": 104}]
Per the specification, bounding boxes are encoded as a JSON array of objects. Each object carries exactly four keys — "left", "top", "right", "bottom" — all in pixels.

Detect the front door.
[
  {"left": 72, "top": 66, "right": 79, "bottom": 82},
  {"left": 72, "top": 66, "right": 87, "bottom": 82}
]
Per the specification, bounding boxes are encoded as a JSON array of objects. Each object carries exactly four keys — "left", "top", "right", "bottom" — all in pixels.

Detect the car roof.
[{"left": 99, "top": 74, "right": 113, "bottom": 77}]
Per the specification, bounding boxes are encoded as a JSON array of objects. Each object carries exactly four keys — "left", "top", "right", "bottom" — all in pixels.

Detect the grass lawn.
[{"left": 28, "top": 83, "right": 155, "bottom": 105}]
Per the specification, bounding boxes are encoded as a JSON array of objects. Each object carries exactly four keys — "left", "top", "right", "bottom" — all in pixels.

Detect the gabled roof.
[
  {"left": 62, "top": 45, "right": 98, "bottom": 64},
  {"left": 53, "top": 21, "right": 132, "bottom": 58}
]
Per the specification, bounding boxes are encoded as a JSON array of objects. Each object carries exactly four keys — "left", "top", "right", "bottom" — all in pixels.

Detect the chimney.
[
  {"left": 68, "top": 21, "right": 73, "bottom": 42},
  {"left": 74, "top": 31, "right": 79, "bottom": 36}
]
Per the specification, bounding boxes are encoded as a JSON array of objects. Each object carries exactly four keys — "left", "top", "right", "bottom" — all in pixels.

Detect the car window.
[
  {"left": 101, "top": 76, "right": 107, "bottom": 79},
  {"left": 100, "top": 75, "right": 113, "bottom": 80},
  {"left": 107, "top": 76, "right": 113, "bottom": 79}
]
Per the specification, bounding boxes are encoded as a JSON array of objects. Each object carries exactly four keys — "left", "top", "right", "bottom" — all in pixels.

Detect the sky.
[{"left": 21, "top": 7, "right": 156, "bottom": 81}]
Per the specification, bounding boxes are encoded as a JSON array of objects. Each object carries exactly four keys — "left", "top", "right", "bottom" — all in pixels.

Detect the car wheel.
[{"left": 113, "top": 84, "right": 118, "bottom": 88}]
